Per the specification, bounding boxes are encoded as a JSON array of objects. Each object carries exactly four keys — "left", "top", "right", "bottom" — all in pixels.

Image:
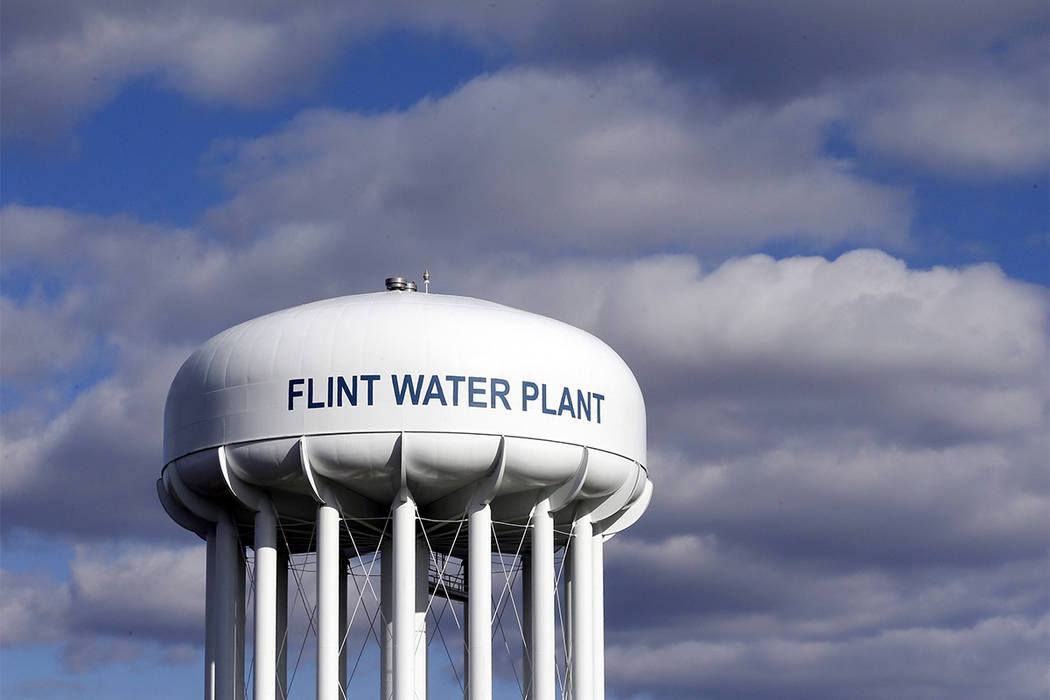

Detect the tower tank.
[{"left": 158, "top": 277, "right": 652, "bottom": 700}]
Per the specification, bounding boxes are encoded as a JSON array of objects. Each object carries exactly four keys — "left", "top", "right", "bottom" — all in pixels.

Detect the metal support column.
[
  {"left": 462, "top": 554, "right": 470, "bottom": 700},
  {"left": 530, "top": 499, "right": 555, "bottom": 700},
  {"left": 316, "top": 504, "right": 341, "bottom": 700},
  {"left": 276, "top": 547, "right": 289, "bottom": 700},
  {"left": 381, "top": 541, "right": 394, "bottom": 700},
  {"left": 415, "top": 539, "right": 429, "bottom": 698},
  {"left": 468, "top": 502, "right": 492, "bottom": 699},
  {"left": 569, "top": 512, "right": 593, "bottom": 700},
  {"left": 339, "top": 553, "right": 349, "bottom": 696},
  {"left": 234, "top": 531, "right": 246, "bottom": 700},
  {"left": 392, "top": 493, "right": 417, "bottom": 700},
  {"left": 167, "top": 474, "right": 243, "bottom": 700},
  {"left": 208, "top": 515, "right": 245, "bottom": 700},
  {"left": 592, "top": 531, "right": 605, "bottom": 700},
  {"left": 205, "top": 526, "right": 218, "bottom": 700},
  {"left": 254, "top": 502, "right": 277, "bottom": 700},
  {"left": 521, "top": 554, "right": 532, "bottom": 700}
]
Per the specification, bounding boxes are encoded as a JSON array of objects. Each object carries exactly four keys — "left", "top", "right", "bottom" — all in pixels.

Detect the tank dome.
[{"left": 163, "top": 289, "right": 647, "bottom": 515}]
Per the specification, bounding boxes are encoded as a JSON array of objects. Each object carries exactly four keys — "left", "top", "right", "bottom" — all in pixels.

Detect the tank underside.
[{"left": 161, "top": 430, "right": 650, "bottom": 555}]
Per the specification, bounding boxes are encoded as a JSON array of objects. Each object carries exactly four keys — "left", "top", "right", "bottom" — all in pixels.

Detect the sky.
[{"left": 1, "top": 1, "right": 1048, "bottom": 698}]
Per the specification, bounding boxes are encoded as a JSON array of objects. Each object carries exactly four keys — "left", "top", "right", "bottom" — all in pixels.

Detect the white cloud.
[
  {"left": 3, "top": 3, "right": 1046, "bottom": 696},
  {"left": 846, "top": 46, "right": 1049, "bottom": 178},
  {"left": 0, "top": 569, "right": 71, "bottom": 646},
  {"left": 205, "top": 67, "right": 910, "bottom": 252},
  {"left": 0, "top": 334, "right": 191, "bottom": 538},
  {"left": 0, "top": 294, "right": 93, "bottom": 385},
  {"left": 3, "top": 202, "right": 1045, "bottom": 564},
  {"left": 605, "top": 613, "right": 1048, "bottom": 699},
  {"left": 68, "top": 544, "right": 205, "bottom": 642},
  {"left": 1, "top": 2, "right": 375, "bottom": 139},
  {"left": 4, "top": 0, "right": 1045, "bottom": 183},
  {"left": 0, "top": 544, "right": 205, "bottom": 672},
  {"left": 469, "top": 251, "right": 1047, "bottom": 454},
  {"left": 0, "top": 209, "right": 1045, "bottom": 697}
]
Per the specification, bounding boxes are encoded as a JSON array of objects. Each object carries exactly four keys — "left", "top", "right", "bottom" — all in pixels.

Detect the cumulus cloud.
[
  {"left": 499, "top": 0, "right": 1045, "bottom": 96},
  {"left": 2, "top": 197, "right": 1045, "bottom": 696},
  {"left": 0, "top": 294, "right": 94, "bottom": 386},
  {"left": 604, "top": 612, "right": 1048, "bottom": 700},
  {"left": 1, "top": 48, "right": 1045, "bottom": 694},
  {"left": 0, "top": 569, "right": 71, "bottom": 646},
  {"left": 844, "top": 40, "right": 1049, "bottom": 178},
  {"left": 467, "top": 251, "right": 1047, "bottom": 451},
  {"left": 0, "top": 325, "right": 192, "bottom": 538},
  {"left": 4, "top": 1, "right": 1045, "bottom": 181},
  {"left": 3, "top": 3, "right": 1046, "bottom": 697},
  {"left": 0, "top": 544, "right": 204, "bottom": 672},
  {"left": 68, "top": 544, "right": 206, "bottom": 642},
  {"left": 205, "top": 67, "right": 910, "bottom": 252},
  {"left": 0, "top": 1, "right": 377, "bottom": 139}
]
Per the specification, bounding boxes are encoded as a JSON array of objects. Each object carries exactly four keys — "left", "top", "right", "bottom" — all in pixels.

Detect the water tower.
[{"left": 158, "top": 277, "right": 652, "bottom": 700}]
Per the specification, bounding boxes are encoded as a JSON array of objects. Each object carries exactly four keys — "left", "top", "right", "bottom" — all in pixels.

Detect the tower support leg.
[
  {"left": 592, "top": 531, "right": 605, "bottom": 700},
  {"left": 276, "top": 548, "right": 289, "bottom": 700},
  {"left": 253, "top": 503, "right": 277, "bottom": 700},
  {"left": 569, "top": 512, "right": 593, "bottom": 700},
  {"left": 415, "top": 539, "right": 429, "bottom": 698},
  {"left": 207, "top": 515, "right": 245, "bottom": 700},
  {"left": 339, "top": 553, "right": 349, "bottom": 696},
  {"left": 521, "top": 554, "right": 532, "bottom": 700},
  {"left": 393, "top": 493, "right": 417, "bottom": 700},
  {"left": 381, "top": 541, "right": 394, "bottom": 700},
  {"left": 468, "top": 502, "right": 492, "bottom": 700},
  {"left": 316, "top": 504, "right": 340, "bottom": 700},
  {"left": 530, "top": 499, "right": 555, "bottom": 700}
]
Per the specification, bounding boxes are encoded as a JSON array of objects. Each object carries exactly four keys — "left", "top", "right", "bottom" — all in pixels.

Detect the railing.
[{"left": 428, "top": 553, "right": 468, "bottom": 602}]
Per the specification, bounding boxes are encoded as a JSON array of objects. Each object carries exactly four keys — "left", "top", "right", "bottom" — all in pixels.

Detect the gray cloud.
[
  {"left": 67, "top": 544, "right": 206, "bottom": 643},
  {"left": 2, "top": 189, "right": 1045, "bottom": 695},
  {"left": 843, "top": 39, "right": 1049, "bottom": 178},
  {"left": 0, "top": 544, "right": 204, "bottom": 673},
  {"left": 4, "top": 1, "right": 1044, "bottom": 180},
  {"left": 604, "top": 611, "right": 1047, "bottom": 699},
  {"left": 1, "top": 335, "right": 190, "bottom": 538},
  {"left": 466, "top": 252, "right": 1047, "bottom": 453},
  {"left": 204, "top": 67, "right": 910, "bottom": 253},
  {"left": 2, "top": 9, "right": 1047, "bottom": 689},
  {"left": 1, "top": 1, "right": 374, "bottom": 139},
  {"left": 0, "top": 569, "right": 71, "bottom": 646}
]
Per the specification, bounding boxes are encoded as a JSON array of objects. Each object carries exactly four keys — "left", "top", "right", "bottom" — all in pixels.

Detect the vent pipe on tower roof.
[{"left": 385, "top": 277, "right": 417, "bottom": 292}]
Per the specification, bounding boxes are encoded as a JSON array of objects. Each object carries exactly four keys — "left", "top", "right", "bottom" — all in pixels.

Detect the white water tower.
[{"left": 158, "top": 277, "right": 652, "bottom": 700}]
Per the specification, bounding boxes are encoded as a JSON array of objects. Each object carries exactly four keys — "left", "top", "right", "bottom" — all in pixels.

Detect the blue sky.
[{"left": 1, "top": 2, "right": 1047, "bottom": 699}]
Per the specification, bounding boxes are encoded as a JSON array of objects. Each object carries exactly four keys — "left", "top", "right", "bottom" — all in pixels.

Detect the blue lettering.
[
  {"left": 541, "top": 383, "right": 557, "bottom": 415},
  {"left": 522, "top": 381, "right": 539, "bottom": 411},
  {"left": 468, "top": 376, "right": 486, "bottom": 408},
  {"left": 577, "top": 390, "right": 591, "bottom": 421},
  {"left": 288, "top": 378, "right": 304, "bottom": 410},
  {"left": 289, "top": 374, "right": 600, "bottom": 419},
  {"left": 392, "top": 374, "right": 425, "bottom": 405},
  {"left": 491, "top": 378, "right": 511, "bottom": 409},
  {"left": 361, "top": 375, "right": 380, "bottom": 406},
  {"left": 445, "top": 375, "right": 465, "bottom": 406},
  {"left": 307, "top": 378, "right": 325, "bottom": 409},
  {"left": 423, "top": 375, "right": 447, "bottom": 406},
  {"left": 337, "top": 376, "right": 357, "bottom": 406},
  {"left": 558, "top": 387, "right": 575, "bottom": 418}
]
